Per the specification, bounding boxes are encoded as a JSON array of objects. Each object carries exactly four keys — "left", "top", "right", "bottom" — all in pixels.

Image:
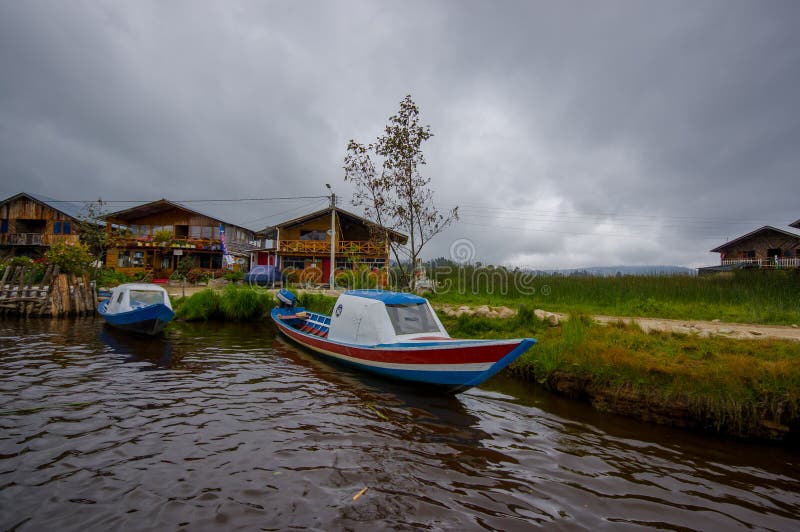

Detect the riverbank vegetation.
[
  {"left": 441, "top": 311, "right": 800, "bottom": 441},
  {"left": 173, "top": 286, "right": 274, "bottom": 321},
  {"left": 426, "top": 269, "right": 800, "bottom": 325}
]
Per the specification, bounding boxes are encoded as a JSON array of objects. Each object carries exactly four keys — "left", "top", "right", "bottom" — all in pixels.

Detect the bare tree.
[{"left": 344, "top": 95, "right": 458, "bottom": 288}]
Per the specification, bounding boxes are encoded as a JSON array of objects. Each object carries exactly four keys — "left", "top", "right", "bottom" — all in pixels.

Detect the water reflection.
[
  {"left": 99, "top": 325, "right": 175, "bottom": 369},
  {"left": 0, "top": 318, "right": 798, "bottom": 530}
]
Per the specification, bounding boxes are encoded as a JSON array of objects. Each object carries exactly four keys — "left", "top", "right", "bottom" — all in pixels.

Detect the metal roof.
[{"left": 0, "top": 192, "right": 86, "bottom": 220}]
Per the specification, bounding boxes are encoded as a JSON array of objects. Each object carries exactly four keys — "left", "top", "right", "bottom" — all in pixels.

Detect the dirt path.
[
  {"left": 592, "top": 315, "right": 800, "bottom": 341},
  {"left": 538, "top": 310, "right": 800, "bottom": 341},
  {"left": 437, "top": 303, "right": 800, "bottom": 342}
]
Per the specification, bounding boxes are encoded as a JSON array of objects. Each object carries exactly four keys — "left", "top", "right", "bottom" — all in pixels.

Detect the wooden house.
[
  {"left": 0, "top": 192, "right": 82, "bottom": 258},
  {"left": 708, "top": 225, "right": 800, "bottom": 270},
  {"left": 252, "top": 206, "right": 407, "bottom": 284},
  {"left": 104, "top": 199, "right": 256, "bottom": 278}
]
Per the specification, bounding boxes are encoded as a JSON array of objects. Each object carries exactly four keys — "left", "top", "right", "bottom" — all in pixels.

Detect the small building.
[
  {"left": 252, "top": 206, "right": 407, "bottom": 284},
  {"left": 104, "top": 199, "right": 256, "bottom": 278},
  {"left": 0, "top": 192, "right": 83, "bottom": 258},
  {"left": 706, "top": 225, "right": 800, "bottom": 271}
]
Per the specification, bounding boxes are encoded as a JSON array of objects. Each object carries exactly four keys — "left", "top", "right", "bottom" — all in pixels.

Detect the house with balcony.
[
  {"left": 705, "top": 223, "right": 800, "bottom": 272},
  {"left": 104, "top": 199, "right": 256, "bottom": 278},
  {"left": 252, "top": 206, "right": 407, "bottom": 284},
  {"left": 0, "top": 192, "right": 83, "bottom": 258}
]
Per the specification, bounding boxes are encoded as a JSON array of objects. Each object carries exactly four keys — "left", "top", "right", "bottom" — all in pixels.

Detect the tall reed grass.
[
  {"left": 175, "top": 286, "right": 274, "bottom": 321},
  {"left": 429, "top": 269, "right": 800, "bottom": 324},
  {"left": 441, "top": 312, "right": 800, "bottom": 439}
]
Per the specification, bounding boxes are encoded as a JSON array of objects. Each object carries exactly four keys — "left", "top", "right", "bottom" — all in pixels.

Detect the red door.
[{"left": 322, "top": 259, "right": 331, "bottom": 284}]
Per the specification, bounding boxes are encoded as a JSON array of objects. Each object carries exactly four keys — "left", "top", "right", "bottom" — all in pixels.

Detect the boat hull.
[
  {"left": 271, "top": 308, "right": 535, "bottom": 393},
  {"left": 98, "top": 301, "right": 175, "bottom": 336}
]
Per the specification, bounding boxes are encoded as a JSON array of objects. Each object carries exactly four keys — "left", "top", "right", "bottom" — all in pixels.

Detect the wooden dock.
[{"left": 0, "top": 264, "right": 96, "bottom": 317}]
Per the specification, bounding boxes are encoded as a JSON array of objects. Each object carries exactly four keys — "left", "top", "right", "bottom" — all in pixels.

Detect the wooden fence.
[{"left": 0, "top": 265, "right": 96, "bottom": 317}]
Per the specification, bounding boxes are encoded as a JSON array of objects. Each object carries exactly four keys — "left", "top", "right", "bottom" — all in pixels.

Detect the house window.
[
  {"left": 282, "top": 257, "right": 307, "bottom": 270},
  {"left": 63, "top": 221, "right": 71, "bottom": 234},
  {"left": 117, "top": 251, "right": 131, "bottom": 267},
  {"left": 0, "top": 219, "right": 7, "bottom": 233},
  {"left": 132, "top": 251, "right": 145, "bottom": 267},
  {"left": 767, "top": 248, "right": 782, "bottom": 258},
  {"left": 189, "top": 225, "right": 202, "bottom": 239},
  {"left": 746, "top": 250, "right": 756, "bottom": 259},
  {"left": 300, "top": 230, "right": 327, "bottom": 241},
  {"left": 53, "top": 221, "right": 62, "bottom": 234},
  {"left": 131, "top": 224, "right": 150, "bottom": 236}
]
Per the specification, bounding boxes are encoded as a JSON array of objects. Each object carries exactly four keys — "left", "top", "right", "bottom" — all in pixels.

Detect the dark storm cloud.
[{"left": 1, "top": 1, "right": 798, "bottom": 268}]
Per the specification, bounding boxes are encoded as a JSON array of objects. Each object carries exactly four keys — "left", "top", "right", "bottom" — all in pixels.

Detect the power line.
[
  {"left": 44, "top": 195, "right": 329, "bottom": 204},
  {"left": 441, "top": 202, "right": 782, "bottom": 225}
]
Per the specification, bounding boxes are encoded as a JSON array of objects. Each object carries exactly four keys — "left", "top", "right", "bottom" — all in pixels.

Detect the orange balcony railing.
[{"left": 278, "top": 240, "right": 386, "bottom": 256}]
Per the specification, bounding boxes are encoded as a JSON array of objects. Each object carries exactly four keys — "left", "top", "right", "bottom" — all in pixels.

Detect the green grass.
[
  {"left": 441, "top": 312, "right": 800, "bottom": 439},
  {"left": 297, "top": 292, "right": 338, "bottom": 315},
  {"left": 174, "top": 286, "right": 274, "bottom": 321},
  {"left": 427, "top": 269, "right": 800, "bottom": 325}
]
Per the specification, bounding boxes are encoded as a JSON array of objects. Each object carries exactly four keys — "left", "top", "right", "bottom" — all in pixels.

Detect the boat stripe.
[{"left": 276, "top": 319, "right": 513, "bottom": 366}]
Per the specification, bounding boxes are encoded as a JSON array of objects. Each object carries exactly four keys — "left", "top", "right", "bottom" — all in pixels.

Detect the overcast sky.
[{"left": 1, "top": 1, "right": 798, "bottom": 269}]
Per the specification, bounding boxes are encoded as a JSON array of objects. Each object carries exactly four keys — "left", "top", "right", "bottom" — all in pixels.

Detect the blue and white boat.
[
  {"left": 271, "top": 289, "right": 536, "bottom": 393},
  {"left": 98, "top": 283, "right": 175, "bottom": 335}
]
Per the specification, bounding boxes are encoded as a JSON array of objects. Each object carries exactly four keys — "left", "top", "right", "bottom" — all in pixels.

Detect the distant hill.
[{"left": 532, "top": 265, "right": 697, "bottom": 277}]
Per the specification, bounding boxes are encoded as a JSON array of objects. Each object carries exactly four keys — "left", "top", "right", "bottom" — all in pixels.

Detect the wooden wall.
[
  {"left": 718, "top": 232, "right": 800, "bottom": 260},
  {"left": 280, "top": 213, "right": 374, "bottom": 241},
  {"left": 0, "top": 196, "right": 80, "bottom": 245}
]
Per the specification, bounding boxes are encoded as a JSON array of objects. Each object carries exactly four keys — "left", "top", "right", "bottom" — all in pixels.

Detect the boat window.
[
  {"left": 116, "top": 291, "right": 124, "bottom": 304},
  {"left": 385, "top": 303, "right": 440, "bottom": 335},
  {"left": 130, "top": 290, "right": 165, "bottom": 307}
]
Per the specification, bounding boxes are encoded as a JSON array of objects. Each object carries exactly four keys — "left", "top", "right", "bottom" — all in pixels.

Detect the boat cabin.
[
  {"left": 105, "top": 283, "right": 173, "bottom": 314},
  {"left": 327, "top": 290, "right": 448, "bottom": 345}
]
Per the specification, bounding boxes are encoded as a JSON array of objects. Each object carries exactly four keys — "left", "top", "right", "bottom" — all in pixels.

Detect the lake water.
[{"left": 1, "top": 318, "right": 798, "bottom": 530}]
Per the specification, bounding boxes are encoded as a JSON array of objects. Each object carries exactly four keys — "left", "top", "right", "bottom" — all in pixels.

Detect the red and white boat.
[{"left": 270, "top": 289, "right": 536, "bottom": 393}]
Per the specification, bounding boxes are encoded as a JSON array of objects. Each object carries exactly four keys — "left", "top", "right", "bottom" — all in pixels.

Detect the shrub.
[
  {"left": 175, "top": 289, "right": 221, "bottom": 321},
  {"left": 96, "top": 268, "right": 129, "bottom": 287},
  {"left": 223, "top": 271, "right": 244, "bottom": 282},
  {"left": 44, "top": 242, "right": 94, "bottom": 274},
  {"left": 153, "top": 229, "right": 173, "bottom": 244},
  {"left": 298, "top": 292, "right": 337, "bottom": 315},
  {"left": 218, "top": 285, "right": 273, "bottom": 320}
]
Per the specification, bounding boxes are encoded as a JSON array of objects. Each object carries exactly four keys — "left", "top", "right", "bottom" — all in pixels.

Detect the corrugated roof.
[{"left": 0, "top": 192, "right": 86, "bottom": 220}]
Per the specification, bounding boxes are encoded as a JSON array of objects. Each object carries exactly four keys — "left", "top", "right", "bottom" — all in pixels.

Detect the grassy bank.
[
  {"left": 441, "top": 310, "right": 800, "bottom": 440},
  {"left": 427, "top": 269, "right": 800, "bottom": 325},
  {"left": 172, "top": 287, "right": 338, "bottom": 321}
]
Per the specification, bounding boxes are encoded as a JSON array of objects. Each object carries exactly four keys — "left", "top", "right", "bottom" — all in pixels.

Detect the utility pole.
[{"left": 326, "top": 184, "right": 336, "bottom": 289}]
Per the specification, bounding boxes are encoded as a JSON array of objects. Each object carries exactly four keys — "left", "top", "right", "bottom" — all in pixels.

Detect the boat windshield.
[
  {"left": 385, "top": 303, "right": 440, "bottom": 335},
  {"left": 130, "top": 290, "right": 165, "bottom": 307}
]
